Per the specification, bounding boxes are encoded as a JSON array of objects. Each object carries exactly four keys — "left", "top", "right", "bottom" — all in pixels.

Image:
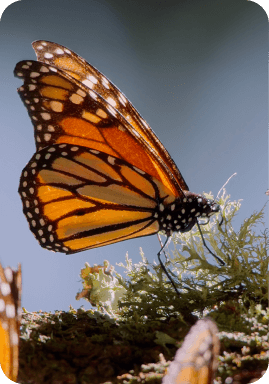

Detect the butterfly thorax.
[{"left": 157, "top": 191, "right": 220, "bottom": 236}]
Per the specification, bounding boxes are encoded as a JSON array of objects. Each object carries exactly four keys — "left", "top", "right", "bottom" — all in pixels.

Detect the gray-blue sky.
[{"left": 0, "top": 0, "right": 267, "bottom": 312}]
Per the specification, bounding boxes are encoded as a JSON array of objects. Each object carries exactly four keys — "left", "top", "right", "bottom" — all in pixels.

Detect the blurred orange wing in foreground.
[
  {"left": 162, "top": 318, "right": 220, "bottom": 384},
  {"left": 0, "top": 263, "right": 22, "bottom": 381}
]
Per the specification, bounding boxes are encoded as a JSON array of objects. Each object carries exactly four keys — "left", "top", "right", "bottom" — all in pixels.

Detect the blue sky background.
[{"left": 0, "top": 0, "right": 267, "bottom": 313}]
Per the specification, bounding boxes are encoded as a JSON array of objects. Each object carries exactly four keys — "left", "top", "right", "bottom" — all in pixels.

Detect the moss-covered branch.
[{"left": 18, "top": 189, "right": 268, "bottom": 383}]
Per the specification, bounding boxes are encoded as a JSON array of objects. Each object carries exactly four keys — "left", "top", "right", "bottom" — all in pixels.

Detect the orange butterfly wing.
[
  {"left": 0, "top": 263, "right": 21, "bottom": 382},
  {"left": 14, "top": 44, "right": 187, "bottom": 198},
  {"left": 32, "top": 40, "right": 189, "bottom": 193},
  {"left": 162, "top": 318, "right": 220, "bottom": 384},
  {"left": 18, "top": 143, "right": 180, "bottom": 253}
]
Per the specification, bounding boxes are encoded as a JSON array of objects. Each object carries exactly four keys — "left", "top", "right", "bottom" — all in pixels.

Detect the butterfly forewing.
[
  {"left": 0, "top": 263, "right": 21, "bottom": 382},
  {"left": 162, "top": 318, "right": 220, "bottom": 384},
  {"left": 14, "top": 58, "right": 182, "bottom": 197},
  {"left": 32, "top": 40, "right": 189, "bottom": 192}
]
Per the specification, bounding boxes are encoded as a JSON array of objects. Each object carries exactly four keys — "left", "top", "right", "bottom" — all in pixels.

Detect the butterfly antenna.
[
  {"left": 197, "top": 222, "right": 225, "bottom": 266},
  {"left": 216, "top": 174, "right": 237, "bottom": 227},
  {"left": 216, "top": 172, "right": 237, "bottom": 200},
  {"left": 157, "top": 235, "right": 181, "bottom": 297}
]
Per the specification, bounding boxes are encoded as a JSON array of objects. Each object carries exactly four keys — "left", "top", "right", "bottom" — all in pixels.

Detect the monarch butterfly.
[
  {"left": 162, "top": 318, "right": 220, "bottom": 384},
  {"left": 0, "top": 263, "right": 21, "bottom": 382},
  {"left": 15, "top": 41, "right": 220, "bottom": 255}
]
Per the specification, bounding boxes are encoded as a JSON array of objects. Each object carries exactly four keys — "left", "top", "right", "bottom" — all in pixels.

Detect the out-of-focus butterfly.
[
  {"left": 162, "top": 318, "right": 220, "bottom": 384},
  {"left": 0, "top": 263, "right": 22, "bottom": 381},
  {"left": 14, "top": 41, "right": 220, "bottom": 256}
]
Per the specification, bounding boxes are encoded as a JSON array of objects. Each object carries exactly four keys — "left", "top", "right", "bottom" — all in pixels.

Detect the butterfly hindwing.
[{"left": 18, "top": 143, "right": 180, "bottom": 253}]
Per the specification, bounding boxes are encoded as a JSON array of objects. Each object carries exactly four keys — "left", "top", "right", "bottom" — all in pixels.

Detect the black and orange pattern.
[
  {"left": 162, "top": 318, "right": 220, "bottom": 384},
  {"left": 0, "top": 263, "right": 21, "bottom": 381},
  {"left": 15, "top": 41, "right": 219, "bottom": 254}
]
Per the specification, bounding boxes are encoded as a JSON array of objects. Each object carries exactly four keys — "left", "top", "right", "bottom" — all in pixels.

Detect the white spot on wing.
[
  {"left": 44, "top": 133, "right": 51, "bottom": 141},
  {"left": 55, "top": 48, "right": 64, "bottom": 55},
  {"left": 41, "top": 112, "right": 51, "bottom": 120},
  {"left": 118, "top": 93, "right": 127, "bottom": 105},
  {"left": 76, "top": 89, "right": 86, "bottom": 97},
  {"left": 89, "top": 90, "right": 97, "bottom": 100},
  {"left": 107, "top": 156, "right": 115, "bottom": 165},
  {"left": 69, "top": 93, "right": 84, "bottom": 104},
  {"left": 40, "top": 66, "right": 49, "bottom": 73},
  {"left": 101, "top": 77, "right": 110, "bottom": 89},
  {"left": 106, "top": 96, "right": 117, "bottom": 107},
  {"left": 82, "top": 79, "right": 94, "bottom": 89},
  {"left": 44, "top": 53, "right": 53, "bottom": 59},
  {"left": 87, "top": 74, "right": 98, "bottom": 84},
  {"left": 106, "top": 104, "right": 116, "bottom": 117}
]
